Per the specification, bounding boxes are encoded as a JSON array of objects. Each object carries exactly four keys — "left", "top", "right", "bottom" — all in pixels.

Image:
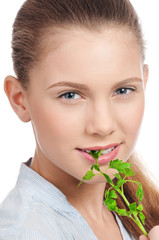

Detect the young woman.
[{"left": 0, "top": 0, "right": 159, "bottom": 239}]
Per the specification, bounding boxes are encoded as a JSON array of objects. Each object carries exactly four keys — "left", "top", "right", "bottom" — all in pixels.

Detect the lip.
[
  {"left": 79, "top": 144, "right": 119, "bottom": 151},
  {"left": 77, "top": 143, "right": 121, "bottom": 165}
]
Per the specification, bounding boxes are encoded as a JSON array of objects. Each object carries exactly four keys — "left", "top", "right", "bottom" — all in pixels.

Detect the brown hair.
[{"left": 12, "top": 0, "right": 159, "bottom": 239}]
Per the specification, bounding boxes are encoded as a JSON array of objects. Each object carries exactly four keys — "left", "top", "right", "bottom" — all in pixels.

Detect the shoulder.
[
  {"left": 0, "top": 187, "right": 62, "bottom": 239},
  {"left": 0, "top": 229, "right": 49, "bottom": 240}
]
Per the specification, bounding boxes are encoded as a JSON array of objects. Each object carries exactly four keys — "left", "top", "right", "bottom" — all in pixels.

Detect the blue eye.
[
  {"left": 58, "top": 91, "right": 81, "bottom": 100},
  {"left": 114, "top": 87, "right": 135, "bottom": 96}
]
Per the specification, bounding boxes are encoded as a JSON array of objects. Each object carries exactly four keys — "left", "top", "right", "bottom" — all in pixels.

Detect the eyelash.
[
  {"left": 113, "top": 87, "right": 136, "bottom": 96},
  {"left": 57, "top": 87, "right": 136, "bottom": 101},
  {"left": 58, "top": 91, "right": 82, "bottom": 101}
]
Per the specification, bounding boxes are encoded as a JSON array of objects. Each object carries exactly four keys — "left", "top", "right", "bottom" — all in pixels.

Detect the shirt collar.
[{"left": 16, "top": 159, "right": 79, "bottom": 215}]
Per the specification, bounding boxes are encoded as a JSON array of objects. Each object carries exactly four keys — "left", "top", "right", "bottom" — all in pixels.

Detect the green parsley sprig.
[{"left": 78, "top": 150, "right": 148, "bottom": 237}]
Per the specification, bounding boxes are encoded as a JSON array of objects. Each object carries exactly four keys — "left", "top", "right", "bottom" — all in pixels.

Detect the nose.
[{"left": 85, "top": 101, "right": 116, "bottom": 137}]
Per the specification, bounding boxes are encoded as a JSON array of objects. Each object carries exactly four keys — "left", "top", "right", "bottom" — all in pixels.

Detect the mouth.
[
  {"left": 77, "top": 143, "right": 121, "bottom": 164},
  {"left": 80, "top": 147, "right": 116, "bottom": 155}
]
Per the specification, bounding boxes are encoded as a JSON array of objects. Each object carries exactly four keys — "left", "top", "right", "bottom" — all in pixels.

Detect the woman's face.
[{"left": 25, "top": 27, "right": 147, "bottom": 183}]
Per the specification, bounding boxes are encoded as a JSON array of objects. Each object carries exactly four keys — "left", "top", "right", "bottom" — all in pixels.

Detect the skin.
[{"left": 4, "top": 27, "right": 158, "bottom": 239}]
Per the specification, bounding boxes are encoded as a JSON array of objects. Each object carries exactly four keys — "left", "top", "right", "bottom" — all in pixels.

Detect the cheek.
[
  {"left": 30, "top": 101, "right": 82, "bottom": 145},
  {"left": 117, "top": 97, "right": 145, "bottom": 136}
]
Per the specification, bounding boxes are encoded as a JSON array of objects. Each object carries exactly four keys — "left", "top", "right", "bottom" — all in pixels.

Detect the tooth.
[
  {"left": 82, "top": 147, "right": 115, "bottom": 155},
  {"left": 101, "top": 147, "right": 115, "bottom": 155},
  {"left": 85, "top": 150, "right": 90, "bottom": 153}
]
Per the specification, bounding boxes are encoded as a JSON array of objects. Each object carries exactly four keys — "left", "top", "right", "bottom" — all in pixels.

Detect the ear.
[
  {"left": 4, "top": 76, "right": 31, "bottom": 122},
  {"left": 143, "top": 64, "right": 149, "bottom": 89}
]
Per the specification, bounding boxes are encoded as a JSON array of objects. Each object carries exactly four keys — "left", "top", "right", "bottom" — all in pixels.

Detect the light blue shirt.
[{"left": 0, "top": 159, "right": 134, "bottom": 240}]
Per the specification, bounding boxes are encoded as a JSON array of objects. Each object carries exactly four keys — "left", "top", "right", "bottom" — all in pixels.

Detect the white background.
[{"left": 0, "top": 0, "right": 159, "bottom": 203}]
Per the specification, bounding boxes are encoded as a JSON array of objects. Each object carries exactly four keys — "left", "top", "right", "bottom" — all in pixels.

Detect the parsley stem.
[
  {"left": 131, "top": 214, "right": 148, "bottom": 237},
  {"left": 118, "top": 188, "right": 130, "bottom": 207},
  {"left": 104, "top": 166, "right": 110, "bottom": 173},
  {"left": 117, "top": 187, "right": 148, "bottom": 236}
]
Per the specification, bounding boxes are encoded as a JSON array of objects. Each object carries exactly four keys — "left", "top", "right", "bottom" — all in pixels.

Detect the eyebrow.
[
  {"left": 112, "top": 77, "right": 143, "bottom": 89},
  {"left": 47, "top": 77, "right": 143, "bottom": 91},
  {"left": 47, "top": 81, "right": 89, "bottom": 91}
]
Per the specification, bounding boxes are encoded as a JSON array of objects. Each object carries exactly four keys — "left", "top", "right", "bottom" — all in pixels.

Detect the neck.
[
  {"left": 67, "top": 181, "right": 107, "bottom": 220},
  {"left": 31, "top": 151, "right": 109, "bottom": 221}
]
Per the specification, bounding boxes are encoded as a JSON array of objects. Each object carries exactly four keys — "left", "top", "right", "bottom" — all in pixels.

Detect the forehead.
[
  {"left": 27, "top": 28, "right": 143, "bottom": 94},
  {"left": 29, "top": 26, "right": 143, "bottom": 91},
  {"left": 37, "top": 26, "right": 141, "bottom": 61}
]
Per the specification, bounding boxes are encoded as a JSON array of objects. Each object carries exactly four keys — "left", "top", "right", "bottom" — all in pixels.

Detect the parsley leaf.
[{"left": 79, "top": 150, "right": 148, "bottom": 237}]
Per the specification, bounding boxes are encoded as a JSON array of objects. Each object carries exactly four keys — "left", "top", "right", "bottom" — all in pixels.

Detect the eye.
[
  {"left": 58, "top": 91, "right": 81, "bottom": 100},
  {"left": 114, "top": 87, "right": 135, "bottom": 96}
]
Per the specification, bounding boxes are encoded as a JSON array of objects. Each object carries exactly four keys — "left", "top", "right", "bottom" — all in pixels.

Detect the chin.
[
  {"left": 82, "top": 175, "right": 107, "bottom": 185},
  {"left": 80, "top": 168, "right": 118, "bottom": 185}
]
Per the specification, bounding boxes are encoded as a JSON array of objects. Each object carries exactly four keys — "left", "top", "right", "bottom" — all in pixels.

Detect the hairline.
[{"left": 36, "top": 23, "right": 144, "bottom": 62}]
